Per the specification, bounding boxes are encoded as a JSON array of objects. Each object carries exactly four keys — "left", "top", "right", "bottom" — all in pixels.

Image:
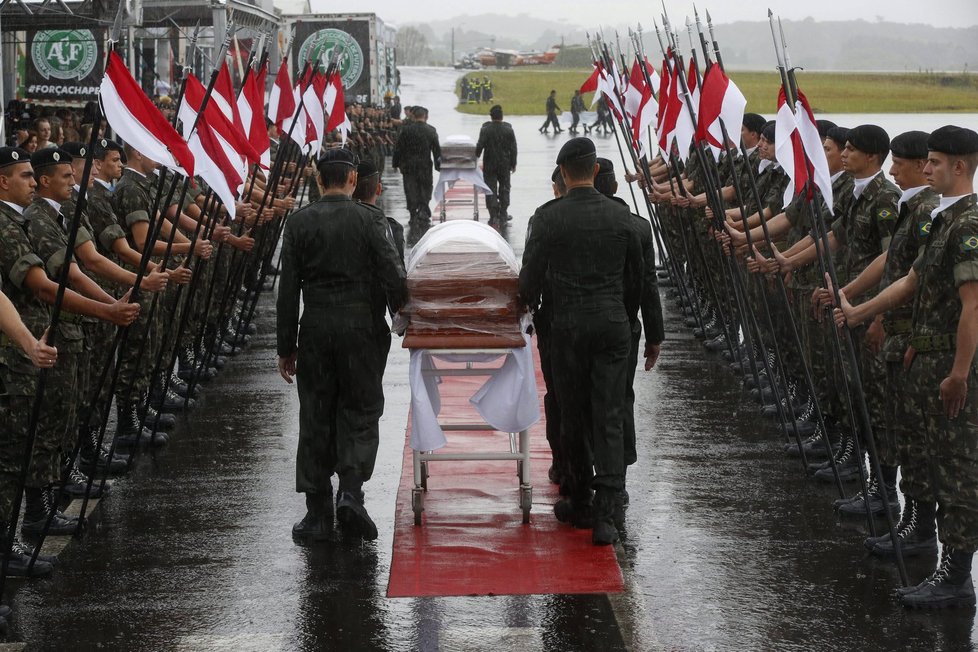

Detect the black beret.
[
  {"left": 61, "top": 141, "right": 87, "bottom": 159},
  {"left": 356, "top": 160, "right": 378, "bottom": 179},
  {"left": 825, "top": 126, "right": 850, "bottom": 151},
  {"left": 31, "top": 147, "right": 72, "bottom": 171},
  {"left": 847, "top": 124, "right": 890, "bottom": 157},
  {"left": 556, "top": 137, "right": 596, "bottom": 165},
  {"left": 928, "top": 125, "right": 978, "bottom": 156},
  {"left": 318, "top": 147, "right": 358, "bottom": 168},
  {"left": 0, "top": 147, "right": 30, "bottom": 169},
  {"left": 890, "top": 131, "right": 930, "bottom": 160},
  {"left": 489, "top": 105, "right": 503, "bottom": 120},
  {"left": 815, "top": 120, "right": 837, "bottom": 140},
  {"left": 596, "top": 157, "right": 615, "bottom": 177},
  {"left": 742, "top": 113, "right": 766, "bottom": 134},
  {"left": 760, "top": 121, "right": 776, "bottom": 142},
  {"left": 94, "top": 138, "right": 124, "bottom": 159},
  {"left": 551, "top": 166, "right": 562, "bottom": 183}
]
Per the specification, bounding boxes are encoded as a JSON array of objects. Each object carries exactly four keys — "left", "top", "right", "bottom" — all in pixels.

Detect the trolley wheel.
[
  {"left": 412, "top": 488, "right": 424, "bottom": 526},
  {"left": 420, "top": 461, "right": 429, "bottom": 491},
  {"left": 520, "top": 486, "right": 532, "bottom": 524}
]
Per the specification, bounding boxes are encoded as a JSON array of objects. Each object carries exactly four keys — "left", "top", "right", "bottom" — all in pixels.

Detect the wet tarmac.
[{"left": 4, "top": 67, "right": 978, "bottom": 650}]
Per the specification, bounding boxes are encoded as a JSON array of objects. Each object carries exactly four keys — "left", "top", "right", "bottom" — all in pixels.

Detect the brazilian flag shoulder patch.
[
  {"left": 878, "top": 208, "right": 895, "bottom": 221},
  {"left": 919, "top": 221, "right": 932, "bottom": 237},
  {"left": 961, "top": 235, "right": 978, "bottom": 252}
]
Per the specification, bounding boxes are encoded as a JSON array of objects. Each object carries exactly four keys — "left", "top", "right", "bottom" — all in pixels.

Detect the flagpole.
[{"left": 768, "top": 10, "right": 909, "bottom": 585}]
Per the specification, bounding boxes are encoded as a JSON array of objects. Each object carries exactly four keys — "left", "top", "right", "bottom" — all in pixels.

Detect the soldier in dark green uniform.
[
  {"left": 520, "top": 137, "right": 643, "bottom": 545},
  {"left": 277, "top": 148, "right": 407, "bottom": 542},
  {"left": 392, "top": 106, "right": 440, "bottom": 228},
  {"left": 593, "top": 158, "right": 664, "bottom": 526},
  {"left": 475, "top": 105, "right": 517, "bottom": 227},
  {"left": 836, "top": 125, "right": 978, "bottom": 608}
]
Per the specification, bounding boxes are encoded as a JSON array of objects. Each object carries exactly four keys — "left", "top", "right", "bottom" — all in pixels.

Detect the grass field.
[{"left": 454, "top": 69, "right": 978, "bottom": 115}]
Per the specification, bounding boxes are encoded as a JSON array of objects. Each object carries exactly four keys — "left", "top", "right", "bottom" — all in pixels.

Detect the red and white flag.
[
  {"left": 238, "top": 64, "right": 271, "bottom": 169},
  {"left": 580, "top": 62, "right": 601, "bottom": 95},
  {"left": 695, "top": 64, "right": 747, "bottom": 159},
  {"left": 323, "top": 71, "right": 351, "bottom": 144},
  {"left": 213, "top": 62, "right": 245, "bottom": 138},
  {"left": 624, "top": 58, "right": 648, "bottom": 119},
  {"left": 100, "top": 51, "right": 194, "bottom": 176},
  {"left": 655, "top": 56, "right": 671, "bottom": 138},
  {"left": 631, "top": 84, "right": 657, "bottom": 159},
  {"left": 301, "top": 70, "right": 328, "bottom": 155},
  {"left": 775, "top": 86, "right": 811, "bottom": 210},
  {"left": 282, "top": 67, "right": 312, "bottom": 150},
  {"left": 267, "top": 61, "right": 296, "bottom": 131},
  {"left": 595, "top": 62, "right": 624, "bottom": 121},
  {"left": 794, "top": 89, "right": 834, "bottom": 214},
  {"left": 658, "top": 57, "right": 696, "bottom": 159}
]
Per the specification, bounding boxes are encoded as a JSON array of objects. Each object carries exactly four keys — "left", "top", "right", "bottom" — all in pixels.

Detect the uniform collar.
[
  {"left": 94, "top": 178, "right": 113, "bottom": 190},
  {"left": 898, "top": 185, "right": 928, "bottom": 213},
  {"left": 42, "top": 197, "right": 62, "bottom": 213},
  {"left": 831, "top": 170, "right": 845, "bottom": 184},
  {"left": 931, "top": 194, "right": 971, "bottom": 219},
  {"left": 1, "top": 200, "right": 25, "bottom": 215},
  {"left": 852, "top": 170, "right": 883, "bottom": 201}
]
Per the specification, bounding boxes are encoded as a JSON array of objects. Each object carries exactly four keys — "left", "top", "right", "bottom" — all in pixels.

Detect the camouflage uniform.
[
  {"left": 24, "top": 196, "right": 91, "bottom": 484},
  {"left": 111, "top": 167, "right": 158, "bottom": 404},
  {"left": 0, "top": 202, "right": 47, "bottom": 522},
  {"left": 830, "top": 172, "right": 900, "bottom": 443},
  {"left": 879, "top": 188, "right": 938, "bottom": 495},
  {"left": 906, "top": 194, "right": 978, "bottom": 552}
]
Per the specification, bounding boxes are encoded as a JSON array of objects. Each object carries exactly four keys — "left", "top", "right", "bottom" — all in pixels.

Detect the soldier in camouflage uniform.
[
  {"left": 277, "top": 148, "right": 406, "bottom": 542},
  {"left": 476, "top": 105, "right": 518, "bottom": 226},
  {"left": 837, "top": 125, "right": 978, "bottom": 608}
]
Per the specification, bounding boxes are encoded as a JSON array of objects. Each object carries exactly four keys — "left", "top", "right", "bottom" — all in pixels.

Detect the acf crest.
[
  {"left": 31, "top": 30, "right": 98, "bottom": 81},
  {"left": 297, "top": 28, "right": 364, "bottom": 89}
]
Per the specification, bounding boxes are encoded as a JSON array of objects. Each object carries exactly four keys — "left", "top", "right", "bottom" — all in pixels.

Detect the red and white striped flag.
[
  {"left": 775, "top": 86, "right": 811, "bottom": 210},
  {"left": 238, "top": 64, "right": 271, "bottom": 169},
  {"left": 695, "top": 64, "right": 747, "bottom": 160},
  {"left": 267, "top": 61, "right": 296, "bottom": 132},
  {"left": 100, "top": 51, "right": 194, "bottom": 176},
  {"left": 323, "top": 71, "right": 351, "bottom": 144},
  {"left": 793, "top": 89, "right": 834, "bottom": 214}
]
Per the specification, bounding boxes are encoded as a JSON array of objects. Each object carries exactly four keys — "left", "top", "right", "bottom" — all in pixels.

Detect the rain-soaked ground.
[{"left": 4, "top": 67, "right": 978, "bottom": 651}]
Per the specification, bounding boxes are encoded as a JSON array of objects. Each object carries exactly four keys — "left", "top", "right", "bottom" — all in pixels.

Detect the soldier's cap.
[
  {"left": 890, "top": 131, "right": 930, "bottom": 160},
  {"left": 94, "top": 138, "right": 125, "bottom": 160},
  {"left": 556, "top": 137, "right": 596, "bottom": 165},
  {"left": 760, "top": 120, "right": 776, "bottom": 142},
  {"left": 412, "top": 106, "right": 428, "bottom": 117},
  {"left": 825, "top": 126, "right": 850, "bottom": 151},
  {"left": 928, "top": 125, "right": 978, "bottom": 156},
  {"left": 31, "top": 147, "right": 72, "bottom": 172},
  {"left": 596, "top": 157, "right": 615, "bottom": 177},
  {"left": 815, "top": 119, "right": 838, "bottom": 140},
  {"left": 551, "top": 166, "right": 562, "bottom": 183},
  {"left": 356, "top": 160, "right": 379, "bottom": 179},
  {"left": 847, "top": 124, "right": 890, "bottom": 157},
  {"left": 742, "top": 113, "right": 766, "bottom": 134},
  {"left": 318, "top": 147, "right": 358, "bottom": 168},
  {"left": 0, "top": 147, "right": 30, "bottom": 169},
  {"left": 489, "top": 104, "right": 503, "bottom": 120},
  {"left": 61, "top": 141, "right": 88, "bottom": 159}
]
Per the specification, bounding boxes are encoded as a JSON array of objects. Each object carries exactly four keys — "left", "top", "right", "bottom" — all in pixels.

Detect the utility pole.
[{"left": 451, "top": 27, "right": 455, "bottom": 66}]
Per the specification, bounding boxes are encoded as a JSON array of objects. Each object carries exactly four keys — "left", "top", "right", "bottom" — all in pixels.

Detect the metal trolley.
[
  {"left": 436, "top": 136, "right": 483, "bottom": 223},
  {"left": 410, "top": 349, "right": 532, "bottom": 526}
]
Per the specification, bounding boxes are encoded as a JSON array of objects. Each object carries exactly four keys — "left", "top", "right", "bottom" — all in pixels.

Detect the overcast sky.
[{"left": 309, "top": 0, "right": 978, "bottom": 30}]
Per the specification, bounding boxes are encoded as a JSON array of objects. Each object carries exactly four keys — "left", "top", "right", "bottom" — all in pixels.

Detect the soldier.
[
  {"left": 392, "top": 106, "right": 440, "bottom": 228},
  {"left": 539, "top": 90, "right": 562, "bottom": 134},
  {"left": 835, "top": 125, "right": 978, "bottom": 608},
  {"left": 277, "top": 148, "right": 407, "bottom": 542},
  {"left": 593, "top": 158, "right": 664, "bottom": 520},
  {"left": 569, "top": 90, "right": 585, "bottom": 135},
  {"left": 475, "top": 105, "right": 517, "bottom": 227},
  {"left": 520, "top": 137, "right": 643, "bottom": 545}
]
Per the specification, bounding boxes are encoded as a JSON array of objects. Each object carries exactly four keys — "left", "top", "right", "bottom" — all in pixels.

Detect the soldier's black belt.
[
  {"left": 884, "top": 318, "right": 913, "bottom": 335},
  {"left": 909, "top": 333, "right": 956, "bottom": 352}
]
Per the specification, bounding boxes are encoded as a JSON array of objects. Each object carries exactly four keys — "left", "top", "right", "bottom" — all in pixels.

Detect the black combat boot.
[
  {"left": 143, "top": 405, "right": 176, "bottom": 430},
  {"left": 811, "top": 434, "right": 862, "bottom": 483},
  {"left": 902, "top": 547, "right": 976, "bottom": 609},
  {"left": 3, "top": 536, "right": 55, "bottom": 578},
  {"left": 292, "top": 492, "right": 332, "bottom": 542},
  {"left": 838, "top": 466, "right": 899, "bottom": 517},
  {"left": 554, "top": 489, "right": 593, "bottom": 529},
  {"left": 871, "top": 499, "right": 938, "bottom": 558},
  {"left": 591, "top": 489, "right": 620, "bottom": 546},
  {"left": 78, "top": 424, "right": 129, "bottom": 476},
  {"left": 21, "top": 486, "right": 77, "bottom": 536},
  {"left": 335, "top": 479, "right": 378, "bottom": 541},
  {"left": 114, "top": 401, "right": 168, "bottom": 449}
]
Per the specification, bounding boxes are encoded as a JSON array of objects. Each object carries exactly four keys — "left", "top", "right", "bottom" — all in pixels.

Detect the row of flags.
[
  {"left": 579, "top": 49, "right": 833, "bottom": 213},
  {"left": 99, "top": 51, "right": 351, "bottom": 220}
]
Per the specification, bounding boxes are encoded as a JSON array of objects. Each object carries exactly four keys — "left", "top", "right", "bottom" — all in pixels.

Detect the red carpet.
[{"left": 387, "top": 334, "right": 625, "bottom": 598}]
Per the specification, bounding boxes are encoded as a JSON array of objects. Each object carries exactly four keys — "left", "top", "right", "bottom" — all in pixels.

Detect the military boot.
[
  {"left": 838, "top": 466, "right": 900, "bottom": 517},
  {"left": 554, "top": 495, "right": 593, "bottom": 529},
  {"left": 292, "top": 492, "right": 332, "bottom": 542},
  {"left": 811, "top": 434, "right": 863, "bottom": 483},
  {"left": 168, "top": 372, "right": 198, "bottom": 399},
  {"left": 3, "top": 536, "right": 55, "bottom": 577},
  {"left": 21, "top": 487, "right": 77, "bottom": 536},
  {"left": 114, "top": 401, "right": 168, "bottom": 449},
  {"left": 62, "top": 460, "right": 109, "bottom": 499},
  {"left": 78, "top": 424, "right": 129, "bottom": 476},
  {"left": 336, "top": 483, "right": 378, "bottom": 541},
  {"left": 591, "top": 489, "right": 620, "bottom": 546},
  {"left": 902, "top": 547, "right": 976, "bottom": 609},
  {"left": 871, "top": 499, "right": 938, "bottom": 558},
  {"left": 143, "top": 405, "right": 176, "bottom": 430}
]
